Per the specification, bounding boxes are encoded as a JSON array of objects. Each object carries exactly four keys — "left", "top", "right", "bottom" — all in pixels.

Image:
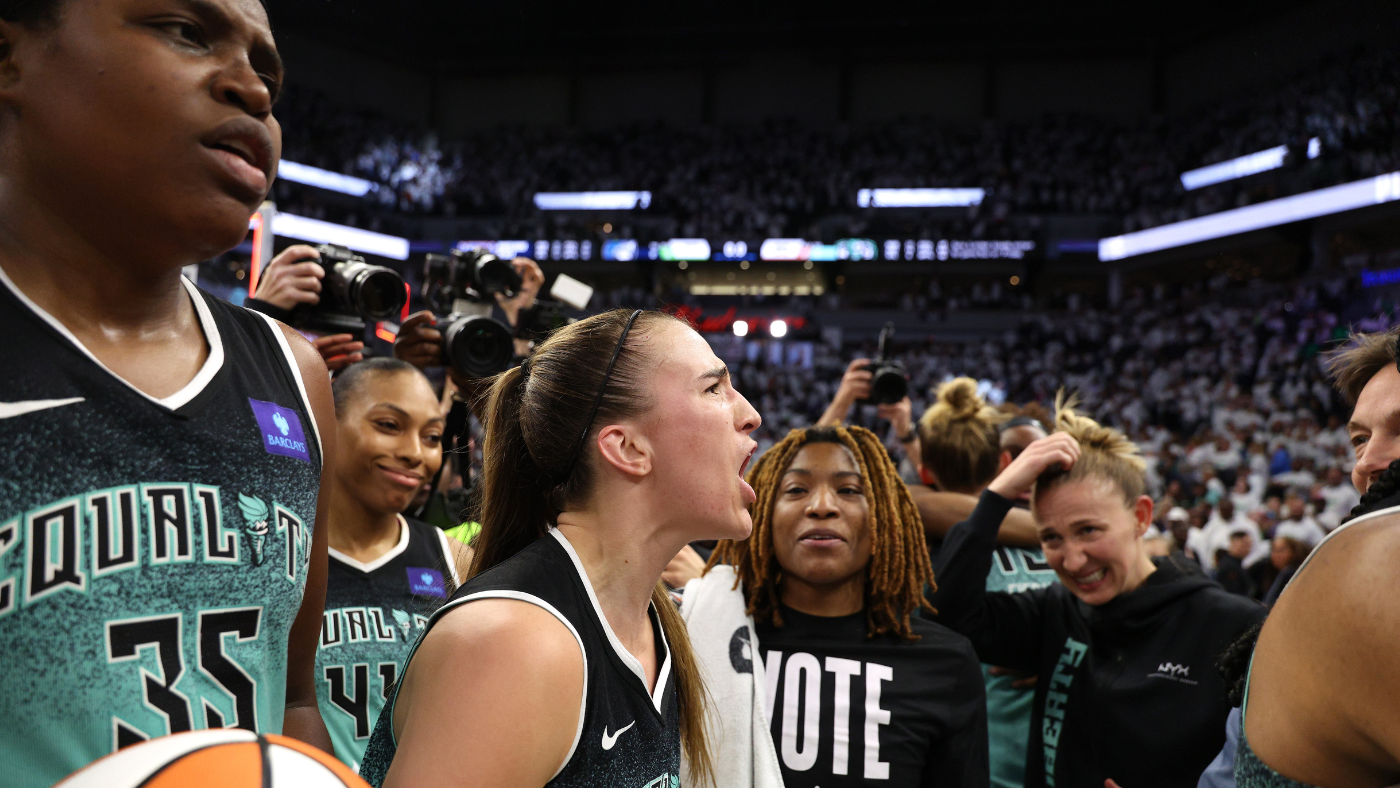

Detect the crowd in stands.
[
  {"left": 275, "top": 46, "right": 1400, "bottom": 241},
  {"left": 711, "top": 272, "right": 1396, "bottom": 605}
]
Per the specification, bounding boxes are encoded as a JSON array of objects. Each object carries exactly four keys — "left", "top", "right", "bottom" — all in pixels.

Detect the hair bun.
[
  {"left": 936, "top": 377, "right": 982, "bottom": 421},
  {"left": 1052, "top": 391, "right": 1146, "bottom": 470}
]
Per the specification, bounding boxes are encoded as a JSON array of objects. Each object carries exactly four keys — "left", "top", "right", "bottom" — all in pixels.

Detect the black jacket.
[{"left": 931, "top": 491, "right": 1267, "bottom": 788}]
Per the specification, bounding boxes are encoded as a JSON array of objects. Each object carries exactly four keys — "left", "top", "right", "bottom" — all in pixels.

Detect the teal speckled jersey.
[
  {"left": 982, "top": 545, "right": 1058, "bottom": 788},
  {"left": 0, "top": 275, "right": 321, "bottom": 788}
]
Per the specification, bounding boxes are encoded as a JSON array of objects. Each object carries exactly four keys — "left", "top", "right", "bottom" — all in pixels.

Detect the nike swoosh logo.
[
  {"left": 0, "top": 398, "right": 85, "bottom": 420},
  {"left": 601, "top": 720, "right": 635, "bottom": 751}
]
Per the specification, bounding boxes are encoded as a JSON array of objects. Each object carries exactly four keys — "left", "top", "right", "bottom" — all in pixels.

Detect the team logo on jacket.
[
  {"left": 1147, "top": 662, "right": 1198, "bottom": 685},
  {"left": 249, "top": 398, "right": 310, "bottom": 462}
]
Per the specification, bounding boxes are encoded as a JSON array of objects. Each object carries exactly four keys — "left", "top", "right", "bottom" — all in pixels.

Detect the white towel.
[{"left": 679, "top": 566, "right": 786, "bottom": 788}]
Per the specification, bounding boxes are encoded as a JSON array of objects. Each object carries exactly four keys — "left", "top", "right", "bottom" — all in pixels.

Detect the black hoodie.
[{"left": 931, "top": 491, "right": 1267, "bottom": 788}]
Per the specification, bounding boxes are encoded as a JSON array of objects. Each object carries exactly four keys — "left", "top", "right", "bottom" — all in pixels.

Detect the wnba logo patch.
[{"left": 248, "top": 399, "right": 311, "bottom": 462}]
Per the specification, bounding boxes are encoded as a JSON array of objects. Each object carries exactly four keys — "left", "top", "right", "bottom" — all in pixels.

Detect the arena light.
[
  {"left": 733, "top": 320, "right": 749, "bottom": 338},
  {"left": 1180, "top": 145, "right": 1289, "bottom": 191},
  {"left": 270, "top": 212, "right": 410, "bottom": 260},
  {"left": 769, "top": 319, "right": 788, "bottom": 338},
  {"left": 533, "top": 191, "right": 652, "bottom": 210},
  {"left": 1100, "top": 170, "right": 1400, "bottom": 262},
  {"left": 857, "top": 188, "right": 985, "bottom": 208},
  {"left": 278, "top": 160, "right": 377, "bottom": 197}
]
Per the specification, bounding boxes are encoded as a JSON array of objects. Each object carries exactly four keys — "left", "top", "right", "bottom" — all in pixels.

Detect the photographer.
[
  {"left": 248, "top": 244, "right": 366, "bottom": 371},
  {"left": 394, "top": 255, "right": 545, "bottom": 383}
]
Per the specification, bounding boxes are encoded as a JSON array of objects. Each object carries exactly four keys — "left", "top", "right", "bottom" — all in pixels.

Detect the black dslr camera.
[
  {"left": 422, "top": 249, "right": 520, "bottom": 378},
  {"left": 860, "top": 323, "right": 909, "bottom": 405},
  {"left": 290, "top": 244, "right": 407, "bottom": 334}
]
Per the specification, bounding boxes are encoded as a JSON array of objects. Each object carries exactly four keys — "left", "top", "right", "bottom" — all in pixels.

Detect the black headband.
[
  {"left": 559, "top": 310, "right": 643, "bottom": 483},
  {"left": 1002, "top": 415, "right": 1046, "bottom": 433}
]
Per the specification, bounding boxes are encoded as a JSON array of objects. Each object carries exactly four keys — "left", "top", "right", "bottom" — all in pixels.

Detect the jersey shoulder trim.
[
  {"left": 393, "top": 589, "right": 589, "bottom": 782},
  {"left": 434, "top": 526, "right": 463, "bottom": 586},
  {"left": 249, "top": 311, "right": 323, "bottom": 464},
  {"left": 548, "top": 528, "right": 672, "bottom": 714}
]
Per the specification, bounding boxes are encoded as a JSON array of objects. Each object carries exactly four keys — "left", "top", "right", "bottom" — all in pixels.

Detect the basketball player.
[
  {"left": 917, "top": 380, "right": 1057, "bottom": 788},
  {"left": 932, "top": 398, "right": 1264, "bottom": 788},
  {"left": 359, "top": 309, "right": 761, "bottom": 788},
  {"left": 701, "top": 424, "right": 990, "bottom": 787},
  {"left": 1230, "top": 331, "right": 1400, "bottom": 787},
  {"left": 316, "top": 359, "right": 471, "bottom": 772},
  {"left": 0, "top": 0, "right": 333, "bottom": 785}
]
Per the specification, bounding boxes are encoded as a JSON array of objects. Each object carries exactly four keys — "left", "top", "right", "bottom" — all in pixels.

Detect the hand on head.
[
  {"left": 254, "top": 245, "right": 324, "bottom": 310},
  {"left": 988, "top": 432, "right": 1081, "bottom": 501}
]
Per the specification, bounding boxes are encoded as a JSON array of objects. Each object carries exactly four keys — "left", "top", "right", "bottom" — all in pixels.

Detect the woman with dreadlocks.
[
  {"left": 932, "top": 397, "right": 1264, "bottom": 788},
  {"left": 1223, "top": 329, "right": 1400, "bottom": 788},
  {"left": 682, "top": 424, "right": 989, "bottom": 788}
]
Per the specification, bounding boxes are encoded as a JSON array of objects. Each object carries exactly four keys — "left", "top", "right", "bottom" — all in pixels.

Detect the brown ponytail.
[{"left": 469, "top": 308, "right": 714, "bottom": 786}]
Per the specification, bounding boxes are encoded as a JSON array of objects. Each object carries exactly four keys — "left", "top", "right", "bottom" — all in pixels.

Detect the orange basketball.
[{"left": 53, "top": 730, "right": 368, "bottom": 788}]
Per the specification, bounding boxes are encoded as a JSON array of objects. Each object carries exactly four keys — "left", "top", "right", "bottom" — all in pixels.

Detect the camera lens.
[
  {"left": 473, "top": 254, "right": 523, "bottom": 297},
  {"left": 349, "top": 267, "right": 407, "bottom": 319},
  {"left": 443, "top": 315, "right": 515, "bottom": 378},
  {"left": 870, "top": 367, "right": 908, "bottom": 405}
]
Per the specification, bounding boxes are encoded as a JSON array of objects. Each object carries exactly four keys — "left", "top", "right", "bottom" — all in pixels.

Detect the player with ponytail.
[{"left": 361, "top": 308, "right": 761, "bottom": 788}]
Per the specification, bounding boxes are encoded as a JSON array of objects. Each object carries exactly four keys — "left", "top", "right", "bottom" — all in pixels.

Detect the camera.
[
  {"left": 513, "top": 273, "right": 595, "bottom": 344},
  {"left": 860, "top": 322, "right": 908, "bottom": 405},
  {"left": 422, "top": 249, "right": 519, "bottom": 378},
  {"left": 290, "top": 244, "right": 407, "bottom": 334}
]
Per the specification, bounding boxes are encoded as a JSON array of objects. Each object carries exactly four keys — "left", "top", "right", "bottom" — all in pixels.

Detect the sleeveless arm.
[
  {"left": 929, "top": 490, "right": 1050, "bottom": 672},
  {"left": 1246, "top": 517, "right": 1400, "bottom": 785},
  {"left": 385, "top": 598, "right": 585, "bottom": 788},
  {"left": 275, "top": 322, "right": 335, "bottom": 752}
]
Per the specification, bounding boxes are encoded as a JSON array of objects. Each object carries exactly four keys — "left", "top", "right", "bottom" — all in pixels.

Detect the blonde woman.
[{"left": 932, "top": 398, "right": 1265, "bottom": 788}]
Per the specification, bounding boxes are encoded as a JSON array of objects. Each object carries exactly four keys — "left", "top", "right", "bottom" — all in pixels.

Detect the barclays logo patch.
[
  {"left": 408, "top": 567, "right": 446, "bottom": 598},
  {"left": 249, "top": 399, "right": 311, "bottom": 463}
]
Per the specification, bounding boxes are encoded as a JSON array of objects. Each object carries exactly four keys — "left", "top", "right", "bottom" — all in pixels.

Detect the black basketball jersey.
[
  {"left": 360, "top": 528, "right": 681, "bottom": 788},
  {"left": 756, "top": 606, "right": 990, "bottom": 788},
  {"left": 0, "top": 272, "right": 322, "bottom": 788},
  {"left": 316, "top": 515, "right": 459, "bottom": 771}
]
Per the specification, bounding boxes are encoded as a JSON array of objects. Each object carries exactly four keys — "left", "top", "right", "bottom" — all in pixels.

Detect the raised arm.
[{"left": 930, "top": 433, "right": 1081, "bottom": 670}]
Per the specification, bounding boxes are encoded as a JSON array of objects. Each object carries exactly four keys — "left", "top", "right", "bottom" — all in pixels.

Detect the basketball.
[{"left": 53, "top": 730, "right": 368, "bottom": 788}]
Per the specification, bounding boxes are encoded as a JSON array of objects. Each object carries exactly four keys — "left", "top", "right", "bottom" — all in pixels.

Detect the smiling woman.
[
  {"left": 0, "top": 0, "right": 337, "bottom": 785},
  {"left": 692, "top": 425, "right": 990, "bottom": 788},
  {"left": 931, "top": 397, "right": 1267, "bottom": 788},
  {"left": 318, "top": 358, "right": 467, "bottom": 772}
]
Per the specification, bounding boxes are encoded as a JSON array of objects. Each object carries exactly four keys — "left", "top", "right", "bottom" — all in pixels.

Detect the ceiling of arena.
[{"left": 268, "top": 0, "right": 1319, "bottom": 74}]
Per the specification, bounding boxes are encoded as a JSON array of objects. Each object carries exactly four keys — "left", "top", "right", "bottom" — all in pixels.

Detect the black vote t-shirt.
[{"left": 756, "top": 605, "right": 989, "bottom": 788}]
